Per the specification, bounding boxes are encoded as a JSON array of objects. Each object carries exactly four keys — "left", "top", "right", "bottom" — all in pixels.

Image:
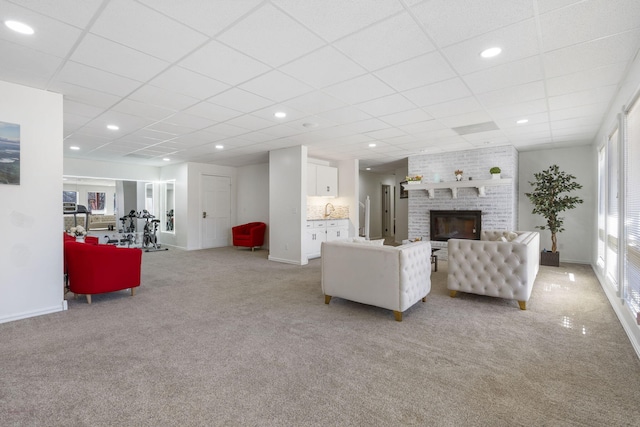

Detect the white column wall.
[{"left": 0, "top": 81, "right": 64, "bottom": 323}]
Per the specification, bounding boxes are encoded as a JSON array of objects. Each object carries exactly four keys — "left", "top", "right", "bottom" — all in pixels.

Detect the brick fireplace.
[{"left": 408, "top": 146, "right": 518, "bottom": 242}]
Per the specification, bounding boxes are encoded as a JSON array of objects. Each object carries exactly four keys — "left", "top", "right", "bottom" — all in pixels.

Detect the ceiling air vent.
[
  {"left": 452, "top": 121, "right": 499, "bottom": 135},
  {"left": 124, "top": 153, "right": 155, "bottom": 159}
]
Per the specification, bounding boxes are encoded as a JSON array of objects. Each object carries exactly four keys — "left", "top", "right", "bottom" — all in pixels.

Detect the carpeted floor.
[{"left": 1, "top": 246, "right": 639, "bottom": 426}]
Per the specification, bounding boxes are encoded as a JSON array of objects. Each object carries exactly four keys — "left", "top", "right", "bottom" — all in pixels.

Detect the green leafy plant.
[
  {"left": 490, "top": 166, "right": 501, "bottom": 174},
  {"left": 525, "top": 165, "right": 583, "bottom": 253}
]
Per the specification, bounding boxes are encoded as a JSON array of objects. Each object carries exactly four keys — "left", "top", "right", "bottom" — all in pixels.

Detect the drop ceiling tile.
[
  {"left": 145, "top": 122, "right": 195, "bottom": 136},
  {"left": 442, "top": 19, "right": 540, "bottom": 76},
  {"left": 285, "top": 91, "right": 347, "bottom": 115},
  {"left": 129, "top": 85, "right": 200, "bottom": 112},
  {"left": 536, "top": 0, "right": 583, "bottom": 14},
  {"left": 380, "top": 108, "right": 433, "bottom": 127},
  {"left": 179, "top": 41, "right": 271, "bottom": 86},
  {"left": 183, "top": 102, "right": 243, "bottom": 122},
  {"left": 160, "top": 112, "right": 218, "bottom": 131},
  {"left": 205, "top": 123, "right": 251, "bottom": 138},
  {"left": 546, "top": 63, "right": 627, "bottom": 97},
  {"left": 208, "top": 88, "right": 274, "bottom": 114},
  {"left": 149, "top": 67, "right": 230, "bottom": 100},
  {"left": 239, "top": 71, "right": 314, "bottom": 102},
  {"left": 111, "top": 99, "right": 176, "bottom": 121},
  {"left": 139, "top": 0, "right": 262, "bottom": 36},
  {"left": 424, "top": 97, "right": 483, "bottom": 119},
  {"left": 280, "top": 46, "right": 366, "bottom": 88},
  {"left": 549, "top": 103, "right": 609, "bottom": 121},
  {"left": 550, "top": 116, "right": 602, "bottom": 131},
  {"left": 437, "top": 111, "right": 495, "bottom": 129},
  {"left": 324, "top": 74, "right": 395, "bottom": 105},
  {"left": 52, "top": 82, "right": 120, "bottom": 109},
  {"left": 356, "top": 94, "right": 417, "bottom": 117},
  {"left": 9, "top": 0, "right": 104, "bottom": 27},
  {"left": 375, "top": 51, "right": 457, "bottom": 91},
  {"left": 0, "top": 40, "right": 62, "bottom": 87},
  {"left": 217, "top": 3, "right": 324, "bottom": 67},
  {"left": 225, "top": 114, "right": 277, "bottom": 132},
  {"left": 399, "top": 120, "right": 446, "bottom": 134},
  {"left": 334, "top": 12, "right": 435, "bottom": 71},
  {"left": 63, "top": 100, "right": 105, "bottom": 119},
  {"left": 477, "top": 81, "right": 546, "bottom": 109},
  {"left": 487, "top": 99, "right": 548, "bottom": 119},
  {"left": 0, "top": 2, "right": 83, "bottom": 58},
  {"left": 251, "top": 105, "right": 311, "bottom": 125},
  {"left": 402, "top": 78, "right": 472, "bottom": 107},
  {"left": 548, "top": 85, "right": 617, "bottom": 110},
  {"left": 272, "top": 0, "right": 403, "bottom": 42},
  {"left": 317, "top": 106, "right": 372, "bottom": 125},
  {"left": 410, "top": 0, "right": 534, "bottom": 47},
  {"left": 463, "top": 56, "right": 543, "bottom": 93},
  {"left": 494, "top": 112, "right": 550, "bottom": 129},
  {"left": 71, "top": 34, "right": 169, "bottom": 83},
  {"left": 90, "top": 0, "right": 208, "bottom": 62},
  {"left": 543, "top": 30, "right": 640, "bottom": 78},
  {"left": 344, "top": 118, "right": 390, "bottom": 134},
  {"left": 365, "top": 128, "right": 407, "bottom": 141},
  {"left": 54, "top": 61, "right": 142, "bottom": 97},
  {"left": 539, "top": 0, "right": 640, "bottom": 52}
]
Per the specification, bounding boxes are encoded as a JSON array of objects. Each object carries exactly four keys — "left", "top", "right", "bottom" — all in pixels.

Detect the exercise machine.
[{"left": 141, "top": 210, "right": 167, "bottom": 252}]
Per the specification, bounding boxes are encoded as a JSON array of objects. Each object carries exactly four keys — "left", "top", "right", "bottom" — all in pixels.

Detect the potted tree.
[{"left": 525, "top": 165, "right": 583, "bottom": 266}]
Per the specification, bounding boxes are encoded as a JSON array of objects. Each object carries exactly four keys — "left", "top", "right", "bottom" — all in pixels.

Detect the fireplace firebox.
[{"left": 430, "top": 210, "right": 481, "bottom": 241}]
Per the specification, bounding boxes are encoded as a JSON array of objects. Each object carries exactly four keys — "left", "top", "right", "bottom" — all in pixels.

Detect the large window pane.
[
  {"left": 625, "top": 97, "right": 640, "bottom": 315},
  {"left": 606, "top": 128, "right": 619, "bottom": 290}
]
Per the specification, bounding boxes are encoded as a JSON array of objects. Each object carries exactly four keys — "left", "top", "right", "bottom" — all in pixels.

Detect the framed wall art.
[{"left": 0, "top": 121, "right": 20, "bottom": 185}]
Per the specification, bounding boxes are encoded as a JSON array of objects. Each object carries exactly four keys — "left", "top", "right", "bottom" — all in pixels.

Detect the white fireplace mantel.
[{"left": 405, "top": 178, "right": 513, "bottom": 199}]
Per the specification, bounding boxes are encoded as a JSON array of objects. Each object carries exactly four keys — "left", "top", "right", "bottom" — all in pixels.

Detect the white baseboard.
[
  {"left": 268, "top": 255, "right": 307, "bottom": 265},
  {"left": 0, "top": 303, "right": 65, "bottom": 325}
]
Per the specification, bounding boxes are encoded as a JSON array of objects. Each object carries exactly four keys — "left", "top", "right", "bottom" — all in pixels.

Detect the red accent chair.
[
  {"left": 64, "top": 241, "right": 142, "bottom": 304},
  {"left": 232, "top": 222, "right": 266, "bottom": 251}
]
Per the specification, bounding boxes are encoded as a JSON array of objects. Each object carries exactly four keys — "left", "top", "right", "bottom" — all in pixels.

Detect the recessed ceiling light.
[
  {"left": 107, "top": 124, "right": 119, "bottom": 130},
  {"left": 516, "top": 119, "right": 529, "bottom": 124},
  {"left": 5, "top": 20, "right": 34, "bottom": 35},
  {"left": 368, "top": 143, "right": 377, "bottom": 148},
  {"left": 163, "top": 158, "right": 170, "bottom": 161},
  {"left": 480, "top": 47, "right": 502, "bottom": 58},
  {"left": 274, "top": 111, "right": 287, "bottom": 119},
  {"left": 69, "top": 146, "right": 80, "bottom": 150},
  {"left": 215, "top": 144, "right": 224, "bottom": 149}
]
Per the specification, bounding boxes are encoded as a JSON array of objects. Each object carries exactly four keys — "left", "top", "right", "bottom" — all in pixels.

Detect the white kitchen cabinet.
[
  {"left": 326, "top": 219, "right": 349, "bottom": 242},
  {"left": 308, "top": 164, "right": 338, "bottom": 197},
  {"left": 306, "top": 219, "right": 349, "bottom": 259}
]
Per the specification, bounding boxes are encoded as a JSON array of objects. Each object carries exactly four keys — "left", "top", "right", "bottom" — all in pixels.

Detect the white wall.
[
  {"left": 0, "top": 81, "right": 64, "bottom": 323},
  {"left": 159, "top": 162, "right": 188, "bottom": 249},
  {"left": 359, "top": 171, "right": 396, "bottom": 239},
  {"left": 236, "top": 163, "right": 269, "bottom": 248},
  {"left": 269, "top": 146, "right": 306, "bottom": 264},
  {"left": 518, "top": 146, "right": 595, "bottom": 263},
  {"left": 64, "top": 157, "right": 160, "bottom": 182}
]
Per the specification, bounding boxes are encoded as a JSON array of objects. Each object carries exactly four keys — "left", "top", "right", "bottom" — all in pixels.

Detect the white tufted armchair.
[
  {"left": 447, "top": 230, "right": 540, "bottom": 310},
  {"left": 321, "top": 240, "right": 432, "bottom": 321}
]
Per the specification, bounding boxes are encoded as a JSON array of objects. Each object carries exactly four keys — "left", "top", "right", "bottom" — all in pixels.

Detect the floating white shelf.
[{"left": 405, "top": 178, "right": 513, "bottom": 199}]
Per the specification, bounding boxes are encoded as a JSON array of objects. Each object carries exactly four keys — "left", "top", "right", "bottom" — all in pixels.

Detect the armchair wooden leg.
[
  {"left": 449, "top": 290, "right": 458, "bottom": 298},
  {"left": 518, "top": 301, "right": 526, "bottom": 310},
  {"left": 421, "top": 296, "right": 427, "bottom": 302},
  {"left": 131, "top": 287, "right": 136, "bottom": 297},
  {"left": 324, "top": 295, "right": 332, "bottom": 304},
  {"left": 393, "top": 311, "right": 403, "bottom": 322},
  {"left": 86, "top": 294, "right": 92, "bottom": 304}
]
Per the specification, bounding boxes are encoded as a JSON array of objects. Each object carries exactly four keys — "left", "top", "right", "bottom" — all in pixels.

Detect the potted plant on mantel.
[
  {"left": 490, "top": 166, "right": 501, "bottom": 179},
  {"left": 525, "top": 164, "right": 583, "bottom": 267}
]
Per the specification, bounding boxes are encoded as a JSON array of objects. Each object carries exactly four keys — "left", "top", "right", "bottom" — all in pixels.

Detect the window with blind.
[
  {"left": 597, "top": 146, "right": 605, "bottom": 269},
  {"left": 606, "top": 128, "right": 619, "bottom": 290},
  {"left": 625, "top": 96, "right": 640, "bottom": 315}
]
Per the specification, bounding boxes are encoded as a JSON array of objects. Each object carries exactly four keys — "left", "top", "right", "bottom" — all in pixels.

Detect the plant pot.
[
  {"left": 407, "top": 180, "right": 422, "bottom": 185},
  {"left": 540, "top": 251, "right": 559, "bottom": 267},
  {"left": 492, "top": 173, "right": 501, "bottom": 179},
  {"left": 76, "top": 236, "right": 85, "bottom": 243}
]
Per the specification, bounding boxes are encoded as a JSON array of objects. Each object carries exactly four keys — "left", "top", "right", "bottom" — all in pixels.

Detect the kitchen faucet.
[{"left": 324, "top": 202, "right": 335, "bottom": 218}]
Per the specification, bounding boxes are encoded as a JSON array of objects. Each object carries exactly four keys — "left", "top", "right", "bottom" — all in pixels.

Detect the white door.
[{"left": 201, "top": 175, "right": 231, "bottom": 248}]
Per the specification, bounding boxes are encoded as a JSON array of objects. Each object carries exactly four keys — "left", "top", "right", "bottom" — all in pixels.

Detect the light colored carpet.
[{"left": 1, "top": 246, "right": 639, "bottom": 426}]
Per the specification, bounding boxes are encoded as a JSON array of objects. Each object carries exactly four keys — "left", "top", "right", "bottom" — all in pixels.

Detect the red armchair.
[
  {"left": 232, "top": 222, "right": 266, "bottom": 251},
  {"left": 64, "top": 241, "right": 142, "bottom": 304}
]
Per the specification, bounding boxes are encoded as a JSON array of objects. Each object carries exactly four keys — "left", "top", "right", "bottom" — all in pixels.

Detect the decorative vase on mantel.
[
  {"left": 76, "top": 236, "right": 85, "bottom": 243},
  {"left": 454, "top": 170, "right": 463, "bottom": 181}
]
